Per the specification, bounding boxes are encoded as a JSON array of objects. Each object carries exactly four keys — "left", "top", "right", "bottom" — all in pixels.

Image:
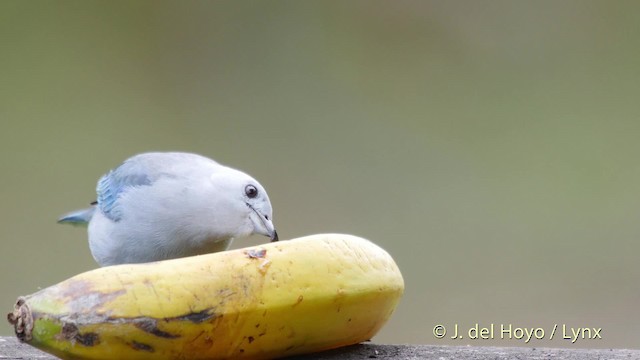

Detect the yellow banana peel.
[{"left": 7, "top": 234, "right": 404, "bottom": 360}]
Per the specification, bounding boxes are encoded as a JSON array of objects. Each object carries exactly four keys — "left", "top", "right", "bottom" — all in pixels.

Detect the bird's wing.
[
  {"left": 98, "top": 152, "right": 221, "bottom": 222},
  {"left": 96, "top": 157, "right": 162, "bottom": 222}
]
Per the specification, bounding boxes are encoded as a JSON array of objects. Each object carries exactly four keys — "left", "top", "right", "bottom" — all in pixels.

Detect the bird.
[{"left": 58, "top": 152, "right": 278, "bottom": 266}]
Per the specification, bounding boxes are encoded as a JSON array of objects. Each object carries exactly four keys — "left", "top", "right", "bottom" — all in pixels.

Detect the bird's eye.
[{"left": 245, "top": 184, "right": 258, "bottom": 198}]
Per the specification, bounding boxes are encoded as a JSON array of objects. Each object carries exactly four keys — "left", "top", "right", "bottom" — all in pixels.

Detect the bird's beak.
[
  {"left": 247, "top": 204, "right": 278, "bottom": 242},
  {"left": 261, "top": 219, "right": 279, "bottom": 242},
  {"left": 263, "top": 220, "right": 278, "bottom": 242}
]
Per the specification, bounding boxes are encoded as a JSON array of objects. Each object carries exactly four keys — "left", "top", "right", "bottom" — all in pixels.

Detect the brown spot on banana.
[
  {"left": 172, "top": 308, "right": 217, "bottom": 323},
  {"left": 130, "top": 340, "right": 154, "bottom": 352},
  {"left": 60, "top": 323, "right": 100, "bottom": 346},
  {"left": 133, "top": 318, "right": 179, "bottom": 339}
]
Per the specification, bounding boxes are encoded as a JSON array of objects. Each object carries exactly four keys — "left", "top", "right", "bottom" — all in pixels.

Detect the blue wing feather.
[
  {"left": 63, "top": 153, "right": 208, "bottom": 225},
  {"left": 97, "top": 163, "right": 152, "bottom": 222}
]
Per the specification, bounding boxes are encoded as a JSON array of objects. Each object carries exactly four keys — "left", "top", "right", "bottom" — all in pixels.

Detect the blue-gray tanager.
[{"left": 59, "top": 152, "right": 278, "bottom": 266}]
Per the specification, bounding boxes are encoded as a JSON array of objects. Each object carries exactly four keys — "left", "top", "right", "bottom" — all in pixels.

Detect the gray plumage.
[{"left": 59, "top": 152, "right": 277, "bottom": 266}]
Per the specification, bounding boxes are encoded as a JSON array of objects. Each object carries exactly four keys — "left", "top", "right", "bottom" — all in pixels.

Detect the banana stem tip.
[{"left": 7, "top": 297, "right": 33, "bottom": 342}]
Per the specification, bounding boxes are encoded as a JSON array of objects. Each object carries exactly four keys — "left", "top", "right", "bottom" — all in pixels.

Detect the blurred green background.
[{"left": 1, "top": 0, "right": 639, "bottom": 349}]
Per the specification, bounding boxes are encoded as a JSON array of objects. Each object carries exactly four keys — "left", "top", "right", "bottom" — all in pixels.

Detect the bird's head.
[{"left": 205, "top": 167, "right": 278, "bottom": 243}]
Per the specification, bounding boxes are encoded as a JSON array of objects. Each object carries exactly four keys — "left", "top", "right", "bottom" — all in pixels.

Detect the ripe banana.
[{"left": 8, "top": 234, "right": 404, "bottom": 360}]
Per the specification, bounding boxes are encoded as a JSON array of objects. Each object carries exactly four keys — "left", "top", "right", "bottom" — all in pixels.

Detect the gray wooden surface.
[{"left": 1, "top": 337, "right": 638, "bottom": 359}]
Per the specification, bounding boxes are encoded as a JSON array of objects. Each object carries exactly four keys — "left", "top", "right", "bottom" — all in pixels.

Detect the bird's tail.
[{"left": 58, "top": 206, "right": 96, "bottom": 227}]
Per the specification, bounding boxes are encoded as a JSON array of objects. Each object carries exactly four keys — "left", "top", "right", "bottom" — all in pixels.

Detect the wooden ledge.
[{"left": 1, "top": 337, "right": 638, "bottom": 359}]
